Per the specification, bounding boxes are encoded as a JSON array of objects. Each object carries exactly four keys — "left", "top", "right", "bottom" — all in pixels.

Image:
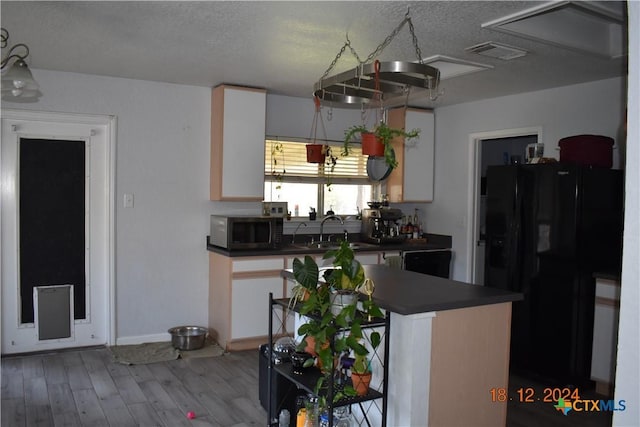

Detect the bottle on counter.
[{"left": 413, "top": 209, "right": 420, "bottom": 238}]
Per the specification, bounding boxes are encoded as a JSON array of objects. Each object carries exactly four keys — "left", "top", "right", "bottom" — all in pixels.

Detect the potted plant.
[
  {"left": 292, "top": 242, "right": 384, "bottom": 401},
  {"left": 306, "top": 143, "right": 326, "bottom": 163},
  {"left": 343, "top": 121, "right": 420, "bottom": 170},
  {"left": 289, "top": 255, "right": 318, "bottom": 309},
  {"left": 351, "top": 353, "right": 373, "bottom": 396},
  {"left": 323, "top": 240, "right": 365, "bottom": 317}
]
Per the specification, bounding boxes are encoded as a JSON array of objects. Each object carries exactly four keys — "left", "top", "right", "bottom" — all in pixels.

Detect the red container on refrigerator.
[{"left": 558, "top": 134, "right": 614, "bottom": 168}]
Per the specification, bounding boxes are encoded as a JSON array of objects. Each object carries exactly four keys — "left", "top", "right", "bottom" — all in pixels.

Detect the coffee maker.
[{"left": 361, "top": 208, "right": 405, "bottom": 244}]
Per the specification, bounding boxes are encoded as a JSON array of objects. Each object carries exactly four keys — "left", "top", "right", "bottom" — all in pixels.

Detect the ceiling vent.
[
  {"left": 465, "top": 42, "right": 528, "bottom": 61},
  {"left": 421, "top": 55, "right": 493, "bottom": 79},
  {"left": 481, "top": 1, "right": 627, "bottom": 59}
]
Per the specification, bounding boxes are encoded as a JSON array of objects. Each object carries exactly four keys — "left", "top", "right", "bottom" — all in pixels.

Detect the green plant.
[
  {"left": 323, "top": 240, "right": 365, "bottom": 292},
  {"left": 292, "top": 242, "right": 384, "bottom": 402},
  {"left": 322, "top": 145, "right": 339, "bottom": 191},
  {"left": 343, "top": 121, "right": 420, "bottom": 170},
  {"left": 352, "top": 353, "right": 370, "bottom": 374},
  {"left": 270, "top": 140, "right": 285, "bottom": 189}
]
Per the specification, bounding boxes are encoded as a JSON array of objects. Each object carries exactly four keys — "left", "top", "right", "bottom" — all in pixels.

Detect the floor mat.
[
  {"left": 110, "top": 342, "right": 179, "bottom": 365},
  {"left": 109, "top": 339, "right": 226, "bottom": 365}
]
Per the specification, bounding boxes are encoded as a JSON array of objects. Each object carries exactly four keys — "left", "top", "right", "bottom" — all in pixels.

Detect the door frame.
[
  {"left": 1, "top": 109, "right": 117, "bottom": 350},
  {"left": 466, "top": 126, "right": 542, "bottom": 284}
]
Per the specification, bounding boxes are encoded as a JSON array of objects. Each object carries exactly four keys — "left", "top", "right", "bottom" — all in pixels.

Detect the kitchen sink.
[{"left": 290, "top": 241, "right": 375, "bottom": 250}]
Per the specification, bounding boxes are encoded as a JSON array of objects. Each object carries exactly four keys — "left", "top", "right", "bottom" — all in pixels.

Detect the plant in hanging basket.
[
  {"left": 306, "top": 143, "right": 326, "bottom": 163},
  {"left": 344, "top": 121, "right": 420, "bottom": 170}
]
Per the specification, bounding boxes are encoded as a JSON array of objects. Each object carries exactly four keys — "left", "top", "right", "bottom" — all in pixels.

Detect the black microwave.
[{"left": 210, "top": 215, "right": 284, "bottom": 250}]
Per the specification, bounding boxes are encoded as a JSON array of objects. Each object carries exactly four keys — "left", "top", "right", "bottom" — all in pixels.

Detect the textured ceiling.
[{"left": 0, "top": 1, "right": 628, "bottom": 107}]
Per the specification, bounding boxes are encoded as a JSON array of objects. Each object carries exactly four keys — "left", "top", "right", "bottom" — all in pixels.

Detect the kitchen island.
[{"left": 282, "top": 265, "right": 522, "bottom": 427}]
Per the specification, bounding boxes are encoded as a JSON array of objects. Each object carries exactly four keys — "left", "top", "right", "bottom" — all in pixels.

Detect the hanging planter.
[
  {"left": 360, "top": 132, "right": 385, "bottom": 157},
  {"left": 306, "top": 144, "right": 326, "bottom": 163},
  {"left": 342, "top": 61, "right": 420, "bottom": 171}
]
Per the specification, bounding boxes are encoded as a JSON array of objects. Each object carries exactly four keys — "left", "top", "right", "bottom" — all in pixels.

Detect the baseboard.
[{"left": 115, "top": 333, "right": 171, "bottom": 346}]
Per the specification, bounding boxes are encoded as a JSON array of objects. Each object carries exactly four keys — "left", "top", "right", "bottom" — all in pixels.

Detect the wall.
[
  {"left": 428, "top": 77, "right": 625, "bottom": 281},
  {"left": 2, "top": 69, "right": 212, "bottom": 343},
  {"left": 613, "top": 3, "right": 640, "bottom": 425}
]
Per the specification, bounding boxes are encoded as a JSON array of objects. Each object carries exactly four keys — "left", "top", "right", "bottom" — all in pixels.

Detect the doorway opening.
[{"left": 468, "top": 127, "right": 542, "bottom": 285}]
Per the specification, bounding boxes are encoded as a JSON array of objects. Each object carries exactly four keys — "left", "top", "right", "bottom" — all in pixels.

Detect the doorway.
[
  {"left": 1, "top": 110, "right": 116, "bottom": 354},
  {"left": 468, "top": 127, "right": 542, "bottom": 285}
]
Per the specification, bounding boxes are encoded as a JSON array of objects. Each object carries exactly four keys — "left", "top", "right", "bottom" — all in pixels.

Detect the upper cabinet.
[
  {"left": 210, "top": 85, "right": 267, "bottom": 201},
  {"left": 387, "top": 108, "right": 435, "bottom": 202}
]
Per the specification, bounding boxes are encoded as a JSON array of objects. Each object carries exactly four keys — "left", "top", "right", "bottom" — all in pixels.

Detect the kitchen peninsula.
[
  {"left": 206, "top": 234, "right": 452, "bottom": 352},
  {"left": 280, "top": 264, "right": 522, "bottom": 426}
]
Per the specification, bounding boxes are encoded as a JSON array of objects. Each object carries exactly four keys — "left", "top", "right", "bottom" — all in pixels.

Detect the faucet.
[
  {"left": 319, "top": 215, "right": 344, "bottom": 242},
  {"left": 292, "top": 222, "right": 307, "bottom": 244}
]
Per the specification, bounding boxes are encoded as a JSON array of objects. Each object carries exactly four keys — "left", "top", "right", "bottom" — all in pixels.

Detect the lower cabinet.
[
  {"left": 209, "top": 253, "right": 285, "bottom": 351},
  {"left": 209, "top": 251, "right": 387, "bottom": 352},
  {"left": 232, "top": 276, "right": 284, "bottom": 339}
]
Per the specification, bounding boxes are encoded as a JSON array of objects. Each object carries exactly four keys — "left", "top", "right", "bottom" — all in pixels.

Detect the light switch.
[{"left": 123, "top": 193, "right": 134, "bottom": 208}]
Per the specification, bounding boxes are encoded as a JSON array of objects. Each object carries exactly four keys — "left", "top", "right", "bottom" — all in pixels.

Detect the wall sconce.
[{"left": 1, "top": 28, "right": 42, "bottom": 102}]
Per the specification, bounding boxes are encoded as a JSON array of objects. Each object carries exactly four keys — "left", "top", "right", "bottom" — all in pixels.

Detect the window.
[{"left": 264, "top": 139, "right": 372, "bottom": 216}]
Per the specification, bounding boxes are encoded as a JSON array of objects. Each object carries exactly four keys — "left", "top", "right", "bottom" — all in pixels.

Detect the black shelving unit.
[{"left": 267, "top": 293, "right": 389, "bottom": 427}]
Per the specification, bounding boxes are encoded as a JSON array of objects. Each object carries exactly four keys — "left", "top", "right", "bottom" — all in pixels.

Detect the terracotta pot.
[
  {"left": 361, "top": 133, "right": 384, "bottom": 157},
  {"left": 306, "top": 144, "right": 326, "bottom": 163},
  {"left": 304, "top": 335, "right": 328, "bottom": 357},
  {"left": 351, "top": 371, "right": 372, "bottom": 396}
]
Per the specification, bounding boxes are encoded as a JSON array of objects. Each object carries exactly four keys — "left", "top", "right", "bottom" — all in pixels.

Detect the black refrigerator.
[{"left": 484, "top": 163, "right": 623, "bottom": 386}]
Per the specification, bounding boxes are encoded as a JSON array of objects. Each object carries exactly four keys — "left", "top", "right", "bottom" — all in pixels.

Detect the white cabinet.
[
  {"left": 210, "top": 85, "right": 267, "bottom": 201},
  {"left": 209, "top": 253, "right": 284, "bottom": 350},
  {"left": 387, "top": 108, "right": 435, "bottom": 202},
  {"left": 232, "top": 276, "right": 283, "bottom": 339},
  {"left": 209, "top": 250, "right": 386, "bottom": 351}
]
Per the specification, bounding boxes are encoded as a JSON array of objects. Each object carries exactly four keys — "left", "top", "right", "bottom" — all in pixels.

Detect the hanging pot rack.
[
  {"left": 312, "top": 9, "right": 442, "bottom": 107},
  {"left": 313, "top": 60, "right": 441, "bottom": 106}
]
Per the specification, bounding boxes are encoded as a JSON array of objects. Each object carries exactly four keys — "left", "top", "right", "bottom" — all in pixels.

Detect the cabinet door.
[
  {"left": 232, "top": 276, "right": 284, "bottom": 339},
  {"left": 387, "top": 108, "right": 435, "bottom": 202},
  {"left": 211, "top": 85, "right": 267, "bottom": 201}
]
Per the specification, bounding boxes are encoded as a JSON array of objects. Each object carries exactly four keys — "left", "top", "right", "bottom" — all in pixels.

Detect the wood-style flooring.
[
  {"left": 1, "top": 346, "right": 613, "bottom": 427},
  {"left": 1, "top": 347, "right": 266, "bottom": 427}
]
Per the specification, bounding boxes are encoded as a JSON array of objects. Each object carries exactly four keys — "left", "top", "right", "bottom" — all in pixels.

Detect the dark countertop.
[
  {"left": 206, "top": 233, "right": 452, "bottom": 257},
  {"left": 282, "top": 264, "right": 522, "bottom": 315}
]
